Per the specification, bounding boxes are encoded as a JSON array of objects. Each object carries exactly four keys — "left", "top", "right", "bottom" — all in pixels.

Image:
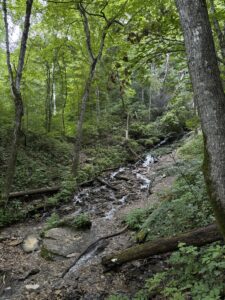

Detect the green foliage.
[
  {"left": 42, "top": 212, "right": 91, "bottom": 234},
  {"left": 123, "top": 208, "right": 152, "bottom": 231},
  {"left": 177, "top": 133, "right": 204, "bottom": 160},
  {"left": 60, "top": 213, "right": 92, "bottom": 230},
  {"left": 0, "top": 201, "right": 27, "bottom": 227},
  {"left": 44, "top": 212, "right": 60, "bottom": 231},
  {"left": 124, "top": 134, "right": 213, "bottom": 241},
  {"left": 140, "top": 243, "right": 225, "bottom": 299}
]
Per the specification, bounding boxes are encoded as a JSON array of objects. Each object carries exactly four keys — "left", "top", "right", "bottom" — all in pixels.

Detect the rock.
[
  {"left": 22, "top": 234, "right": 39, "bottom": 253},
  {"left": 18, "top": 268, "right": 40, "bottom": 281},
  {"left": 25, "top": 284, "right": 40, "bottom": 290},
  {"left": 7, "top": 238, "right": 23, "bottom": 246},
  {"left": 42, "top": 227, "right": 95, "bottom": 258},
  {"left": 66, "top": 252, "right": 79, "bottom": 258}
]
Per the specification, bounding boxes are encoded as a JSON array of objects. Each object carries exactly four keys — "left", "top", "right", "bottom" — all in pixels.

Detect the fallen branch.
[
  {"left": 9, "top": 186, "right": 61, "bottom": 199},
  {"left": 101, "top": 224, "right": 223, "bottom": 268},
  {"left": 96, "top": 177, "right": 118, "bottom": 191},
  {"left": 62, "top": 226, "right": 128, "bottom": 278},
  {"left": 114, "top": 175, "right": 130, "bottom": 181}
]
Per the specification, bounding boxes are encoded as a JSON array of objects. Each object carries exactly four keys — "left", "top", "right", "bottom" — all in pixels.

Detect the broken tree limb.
[
  {"left": 96, "top": 177, "right": 118, "bottom": 191},
  {"left": 101, "top": 224, "right": 223, "bottom": 268},
  {"left": 62, "top": 226, "right": 128, "bottom": 278},
  {"left": 9, "top": 186, "right": 61, "bottom": 199}
]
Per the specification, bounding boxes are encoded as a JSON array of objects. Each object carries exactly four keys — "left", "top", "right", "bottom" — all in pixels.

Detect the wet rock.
[
  {"left": 43, "top": 227, "right": 95, "bottom": 258},
  {"left": 22, "top": 234, "right": 39, "bottom": 253}
]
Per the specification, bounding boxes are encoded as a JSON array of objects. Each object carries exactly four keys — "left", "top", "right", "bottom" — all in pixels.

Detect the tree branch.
[
  {"left": 78, "top": 2, "right": 95, "bottom": 61},
  {"left": 2, "top": 0, "right": 14, "bottom": 85},
  {"left": 15, "top": 0, "right": 34, "bottom": 90}
]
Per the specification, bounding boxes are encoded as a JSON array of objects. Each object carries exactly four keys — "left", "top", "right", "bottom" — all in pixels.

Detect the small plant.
[
  {"left": 42, "top": 212, "right": 92, "bottom": 235},
  {"left": 123, "top": 208, "right": 152, "bottom": 231},
  {"left": 140, "top": 243, "right": 225, "bottom": 299},
  {"left": 65, "top": 213, "right": 92, "bottom": 230},
  {"left": 44, "top": 212, "right": 60, "bottom": 231}
]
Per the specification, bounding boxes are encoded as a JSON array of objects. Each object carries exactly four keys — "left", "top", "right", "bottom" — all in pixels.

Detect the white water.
[
  {"left": 73, "top": 188, "right": 90, "bottom": 204},
  {"left": 104, "top": 207, "right": 117, "bottom": 220},
  {"left": 136, "top": 173, "right": 151, "bottom": 190},
  {"left": 110, "top": 167, "right": 125, "bottom": 179},
  {"left": 142, "top": 154, "right": 155, "bottom": 167}
]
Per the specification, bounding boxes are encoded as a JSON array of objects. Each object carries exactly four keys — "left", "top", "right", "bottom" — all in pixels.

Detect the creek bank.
[{"left": 0, "top": 144, "right": 179, "bottom": 299}]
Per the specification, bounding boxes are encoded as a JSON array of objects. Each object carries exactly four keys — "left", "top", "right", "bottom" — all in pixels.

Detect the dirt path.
[{"left": 0, "top": 150, "right": 177, "bottom": 299}]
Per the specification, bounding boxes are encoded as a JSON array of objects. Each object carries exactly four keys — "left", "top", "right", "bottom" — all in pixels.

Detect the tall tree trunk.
[
  {"left": 148, "top": 86, "right": 152, "bottom": 122},
  {"left": 1, "top": 0, "right": 33, "bottom": 206},
  {"left": 72, "top": 2, "right": 121, "bottom": 176},
  {"left": 176, "top": 0, "right": 225, "bottom": 238},
  {"left": 45, "top": 63, "right": 52, "bottom": 132},
  {"left": 209, "top": 0, "right": 225, "bottom": 61},
  {"left": 61, "top": 57, "right": 67, "bottom": 135},
  {"left": 1, "top": 91, "right": 23, "bottom": 205},
  {"left": 72, "top": 59, "right": 97, "bottom": 175},
  {"left": 96, "top": 86, "right": 101, "bottom": 124}
]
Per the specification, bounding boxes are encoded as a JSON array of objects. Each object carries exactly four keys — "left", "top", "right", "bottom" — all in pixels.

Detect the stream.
[{"left": 0, "top": 148, "right": 177, "bottom": 300}]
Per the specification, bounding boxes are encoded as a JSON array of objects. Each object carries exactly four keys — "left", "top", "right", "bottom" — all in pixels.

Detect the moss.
[{"left": 40, "top": 246, "right": 54, "bottom": 261}]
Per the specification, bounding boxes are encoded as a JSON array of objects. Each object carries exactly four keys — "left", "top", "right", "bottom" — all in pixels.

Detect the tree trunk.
[
  {"left": 102, "top": 224, "right": 222, "bottom": 268},
  {"left": 1, "top": 92, "right": 23, "bottom": 205},
  {"left": 72, "top": 2, "right": 116, "bottom": 176},
  {"left": 209, "top": 0, "right": 225, "bottom": 61},
  {"left": 1, "top": 0, "right": 33, "bottom": 206},
  {"left": 72, "top": 59, "right": 97, "bottom": 176},
  {"left": 45, "top": 63, "right": 52, "bottom": 132},
  {"left": 148, "top": 86, "right": 152, "bottom": 122},
  {"left": 96, "top": 86, "right": 101, "bottom": 124},
  {"left": 175, "top": 0, "right": 225, "bottom": 238},
  {"left": 9, "top": 185, "right": 60, "bottom": 199}
]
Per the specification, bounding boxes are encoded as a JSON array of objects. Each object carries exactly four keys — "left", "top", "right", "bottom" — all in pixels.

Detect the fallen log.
[
  {"left": 96, "top": 177, "right": 118, "bottom": 191},
  {"left": 9, "top": 186, "right": 61, "bottom": 199},
  {"left": 102, "top": 224, "right": 223, "bottom": 268}
]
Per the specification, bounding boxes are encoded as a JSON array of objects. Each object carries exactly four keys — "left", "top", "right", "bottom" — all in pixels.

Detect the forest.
[{"left": 1, "top": 0, "right": 225, "bottom": 299}]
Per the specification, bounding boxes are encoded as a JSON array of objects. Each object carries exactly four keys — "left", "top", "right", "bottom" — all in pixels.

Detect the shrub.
[{"left": 141, "top": 243, "right": 225, "bottom": 299}]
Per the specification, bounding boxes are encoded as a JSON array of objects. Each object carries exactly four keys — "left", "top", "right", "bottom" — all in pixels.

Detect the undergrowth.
[
  {"left": 119, "top": 133, "right": 222, "bottom": 299},
  {"left": 125, "top": 133, "right": 213, "bottom": 241}
]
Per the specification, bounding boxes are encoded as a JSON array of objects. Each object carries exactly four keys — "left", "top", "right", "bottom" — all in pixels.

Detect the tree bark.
[
  {"left": 1, "top": 0, "right": 33, "bottom": 206},
  {"left": 72, "top": 59, "right": 98, "bottom": 175},
  {"left": 209, "top": 0, "right": 225, "bottom": 61},
  {"left": 8, "top": 186, "right": 60, "bottom": 199},
  {"left": 102, "top": 224, "right": 222, "bottom": 268},
  {"left": 45, "top": 63, "right": 52, "bottom": 132},
  {"left": 175, "top": 0, "right": 225, "bottom": 238}
]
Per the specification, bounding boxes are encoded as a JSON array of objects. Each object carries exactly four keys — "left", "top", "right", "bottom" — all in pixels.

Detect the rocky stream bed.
[{"left": 0, "top": 149, "right": 177, "bottom": 300}]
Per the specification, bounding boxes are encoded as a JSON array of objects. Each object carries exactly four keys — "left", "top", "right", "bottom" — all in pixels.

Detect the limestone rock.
[
  {"left": 42, "top": 227, "right": 95, "bottom": 258},
  {"left": 22, "top": 234, "right": 39, "bottom": 253}
]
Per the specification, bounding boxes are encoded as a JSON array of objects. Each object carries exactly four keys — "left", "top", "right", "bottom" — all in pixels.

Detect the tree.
[
  {"left": 175, "top": 0, "right": 225, "bottom": 238},
  {"left": 1, "top": 0, "right": 34, "bottom": 205},
  {"left": 71, "top": 1, "right": 126, "bottom": 176}
]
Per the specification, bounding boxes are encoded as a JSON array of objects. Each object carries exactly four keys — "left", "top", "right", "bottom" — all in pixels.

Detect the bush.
[
  {"left": 140, "top": 243, "right": 225, "bottom": 299},
  {"left": 42, "top": 212, "right": 92, "bottom": 234}
]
